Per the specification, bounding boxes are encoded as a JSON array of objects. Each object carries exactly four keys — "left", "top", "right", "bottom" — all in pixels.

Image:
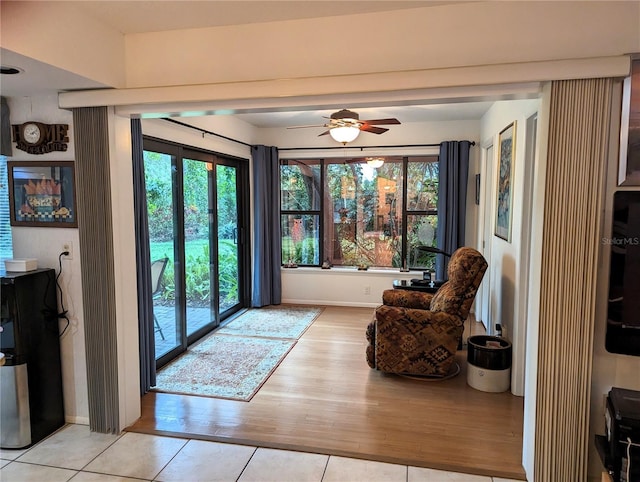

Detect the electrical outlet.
[
  {"left": 364, "top": 285, "right": 371, "bottom": 295},
  {"left": 62, "top": 241, "right": 73, "bottom": 260}
]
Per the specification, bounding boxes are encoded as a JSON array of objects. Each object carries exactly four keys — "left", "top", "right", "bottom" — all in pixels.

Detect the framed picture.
[
  {"left": 8, "top": 161, "right": 77, "bottom": 228},
  {"left": 495, "top": 122, "right": 516, "bottom": 241},
  {"left": 618, "top": 57, "right": 640, "bottom": 185}
]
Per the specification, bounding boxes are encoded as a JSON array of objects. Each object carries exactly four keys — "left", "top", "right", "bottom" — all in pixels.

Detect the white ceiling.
[
  {"left": 233, "top": 102, "right": 495, "bottom": 128},
  {"left": 0, "top": 49, "right": 109, "bottom": 97},
  {"left": 0, "top": 1, "right": 518, "bottom": 128}
]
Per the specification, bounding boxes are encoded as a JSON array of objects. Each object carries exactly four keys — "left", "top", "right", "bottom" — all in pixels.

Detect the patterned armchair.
[{"left": 366, "top": 247, "right": 488, "bottom": 377}]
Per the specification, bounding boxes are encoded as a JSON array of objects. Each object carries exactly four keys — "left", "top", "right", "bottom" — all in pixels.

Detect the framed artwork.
[
  {"left": 495, "top": 122, "right": 516, "bottom": 241},
  {"left": 8, "top": 161, "right": 77, "bottom": 228},
  {"left": 618, "top": 57, "right": 640, "bottom": 185}
]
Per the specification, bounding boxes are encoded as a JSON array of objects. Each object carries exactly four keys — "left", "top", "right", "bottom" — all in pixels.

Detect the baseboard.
[
  {"left": 281, "top": 298, "right": 379, "bottom": 308},
  {"left": 65, "top": 416, "right": 90, "bottom": 425}
]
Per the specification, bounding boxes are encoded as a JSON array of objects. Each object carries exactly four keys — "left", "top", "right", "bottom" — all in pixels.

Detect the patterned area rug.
[
  {"left": 155, "top": 335, "right": 295, "bottom": 401},
  {"left": 216, "top": 305, "right": 324, "bottom": 339},
  {"left": 155, "top": 305, "right": 323, "bottom": 401}
]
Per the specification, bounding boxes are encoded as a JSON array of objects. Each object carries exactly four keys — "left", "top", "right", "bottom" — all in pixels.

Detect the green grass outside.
[
  {"left": 150, "top": 238, "right": 208, "bottom": 264},
  {"left": 150, "top": 238, "right": 239, "bottom": 307},
  {"left": 150, "top": 238, "right": 238, "bottom": 266}
]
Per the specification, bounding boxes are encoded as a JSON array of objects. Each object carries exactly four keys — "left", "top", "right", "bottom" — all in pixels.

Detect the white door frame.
[
  {"left": 478, "top": 142, "right": 495, "bottom": 334},
  {"left": 511, "top": 112, "right": 538, "bottom": 396}
]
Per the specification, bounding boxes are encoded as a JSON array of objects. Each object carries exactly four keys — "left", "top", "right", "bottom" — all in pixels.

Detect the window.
[
  {"left": 280, "top": 156, "right": 438, "bottom": 269},
  {"left": 0, "top": 156, "right": 13, "bottom": 261}
]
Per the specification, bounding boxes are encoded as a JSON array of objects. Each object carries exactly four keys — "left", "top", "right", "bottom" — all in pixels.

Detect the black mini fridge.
[{"left": 1, "top": 268, "right": 65, "bottom": 448}]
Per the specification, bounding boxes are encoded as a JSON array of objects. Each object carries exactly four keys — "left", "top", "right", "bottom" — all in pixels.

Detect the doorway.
[{"left": 143, "top": 137, "right": 250, "bottom": 368}]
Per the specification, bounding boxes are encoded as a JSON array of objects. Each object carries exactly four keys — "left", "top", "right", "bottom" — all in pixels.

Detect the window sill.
[{"left": 281, "top": 266, "right": 423, "bottom": 277}]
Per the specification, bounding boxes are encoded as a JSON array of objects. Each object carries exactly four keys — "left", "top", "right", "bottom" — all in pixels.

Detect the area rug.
[
  {"left": 154, "top": 334, "right": 295, "bottom": 401},
  {"left": 215, "top": 305, "right": 324, "bottom": 339}
]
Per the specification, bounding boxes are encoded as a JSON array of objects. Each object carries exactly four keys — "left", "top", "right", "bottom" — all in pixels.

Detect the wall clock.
[
  {"left": 11, "top": 121, "right": 69, "bottom": 154},
  {"left": 22, "top": 122, "right": 43, "bottom": 146}
]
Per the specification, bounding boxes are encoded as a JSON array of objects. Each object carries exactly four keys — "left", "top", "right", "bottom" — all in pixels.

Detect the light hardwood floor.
[{"left": 127, "top": 305, "right": 526, "bottom": 480}]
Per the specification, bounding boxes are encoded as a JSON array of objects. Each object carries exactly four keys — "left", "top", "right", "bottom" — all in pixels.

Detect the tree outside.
[
  {"left": 280, "top": 157, "right": 439, "bottom": 269},
  {"left": 145, "top": 152, "right": 238, "bottom": 310}
]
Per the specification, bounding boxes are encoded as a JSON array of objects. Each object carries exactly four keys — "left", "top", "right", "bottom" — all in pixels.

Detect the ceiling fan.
[{"left": 287, "top": 109, "right": 401, "bottom": 144}]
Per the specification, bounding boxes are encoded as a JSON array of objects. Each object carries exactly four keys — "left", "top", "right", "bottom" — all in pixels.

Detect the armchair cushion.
[{"left": 366, "top": 305, "right": 463, "bottom": 376}]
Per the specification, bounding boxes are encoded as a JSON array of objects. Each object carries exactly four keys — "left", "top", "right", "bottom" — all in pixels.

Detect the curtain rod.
[
  {"left": 161, "top": 118, "right": 476, "bottom": 151},
  {"left": 163, "top": 118, "right": 252, "bottom": 147},
  {"left": 278, "top": 141, "right": 475, "bottom": 151}
]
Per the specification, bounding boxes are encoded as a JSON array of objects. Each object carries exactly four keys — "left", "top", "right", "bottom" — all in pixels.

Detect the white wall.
[
  {"left": 141, "top": 116, "right": 255, "bottom": 160},
  {"left": 479, "top": 99, "right": 541, "bottom": 481},
  {"left": 109, "top": 112, "right": 143, "bottom": 429},
  {"left": 282, "top": 268, "right": 420, "bottom": 308},
  {"left": 4, "top": 2, "right": 638, "bottom": 101},
  {"left": 1, "top": 1, "right": 126, "bottom": 88},
  {"left": 123, "top": 2, "right": 640, "bottom": 89},
  {"left": 479, "top": 98, "right": 541, "bottom": 398},
  {"left": 7, "top": 95, "right": 89, "bottom": 424}
]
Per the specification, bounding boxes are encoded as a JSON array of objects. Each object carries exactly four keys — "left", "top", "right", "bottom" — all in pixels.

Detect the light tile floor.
[{"left": 0, "top": 424, "right": 525, "bottom": 482}]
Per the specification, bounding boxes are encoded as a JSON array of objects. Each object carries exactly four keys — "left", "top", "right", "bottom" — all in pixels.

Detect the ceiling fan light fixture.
[
  {"left": 1, "top": 65, "right": 23, "bottom": 75},
  {"left": 366, "top": 157, "right": 385, "bottom": 168},
  {"left": 329, "top": 125, "right": 360, "bottom": 145}
]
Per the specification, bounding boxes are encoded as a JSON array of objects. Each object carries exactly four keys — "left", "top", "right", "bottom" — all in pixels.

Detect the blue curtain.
[
  {"left": 436, "top": 141, "right": 471, "bottom": 280},
  {"left": 131, "top": 119, "right": 156, "bottom": 393},
  {"left": 251, "top": 145, "right": 282, "bottom": 307}
]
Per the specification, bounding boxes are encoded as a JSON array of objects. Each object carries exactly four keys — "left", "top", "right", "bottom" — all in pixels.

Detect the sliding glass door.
[
  {"left": 216, "top": 163, "right": 241, "bottom": 312},
  {"left": 143, "top": 138, "right": 249, "bottom": 368}
]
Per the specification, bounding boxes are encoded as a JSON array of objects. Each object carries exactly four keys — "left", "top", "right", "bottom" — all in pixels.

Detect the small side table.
[{"left": 392, "top": 279, "right": 438, "bottom": 293}]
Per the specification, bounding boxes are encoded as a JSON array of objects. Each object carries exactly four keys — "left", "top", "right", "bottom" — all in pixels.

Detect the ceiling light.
[
  {"left": 329, "top": 126, "right": 360, "bottom": 145},
  {"left": 366, "top": 157, "right": 385, "bottom": 168},
  {"left": 1, "top": 66, "right": 23, "bottom": 75}
]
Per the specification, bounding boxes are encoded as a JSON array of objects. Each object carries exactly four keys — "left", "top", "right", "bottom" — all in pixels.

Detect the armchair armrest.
[
  {"left": 375, "top": 304, "right": 462, "bottom": 332},
  {"left": 382, "top": 289, "right": 433, "bottom": 310}
]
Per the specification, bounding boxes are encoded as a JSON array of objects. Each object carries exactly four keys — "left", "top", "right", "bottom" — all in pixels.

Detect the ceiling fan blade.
[
  {"left": 360, "top": 118, "right": 401, "bottom": 126},
  {"left": 344, "top": 157, "right": 368, "bottom": 164},
  {"left": 286, "top": 124, "right": 326, "bottom": 129},
  {"left": 360, "top": 125, "right": 389, "bottom": 135},
  {"left": 318, "top": 130, "right": 331, "bottom": 137}
]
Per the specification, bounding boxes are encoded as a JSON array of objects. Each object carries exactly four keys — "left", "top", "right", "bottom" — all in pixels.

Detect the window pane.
[
  {"left": 407, "top": 214, "right": 438, "bottom": 270},
  {"left": 144, "top": 150, "right": 180, "bottom": 360},
  {"left": 183, "top": 159, "right": 214, "bottom": 338},
  {"left": 281, "top": 214, "right": 320, "bottom": 265},
  {"left": 280, "top": 160, "right": 321, "bottom": 211},
  {"left": 407, "top": 157, "right": 438, "bottom": 211},
  {"left": 216, "top": 164, "right": 239, "bottom": 312},
  {"left": 325, "top": 158, "right": 403, "bottom": 268}
]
